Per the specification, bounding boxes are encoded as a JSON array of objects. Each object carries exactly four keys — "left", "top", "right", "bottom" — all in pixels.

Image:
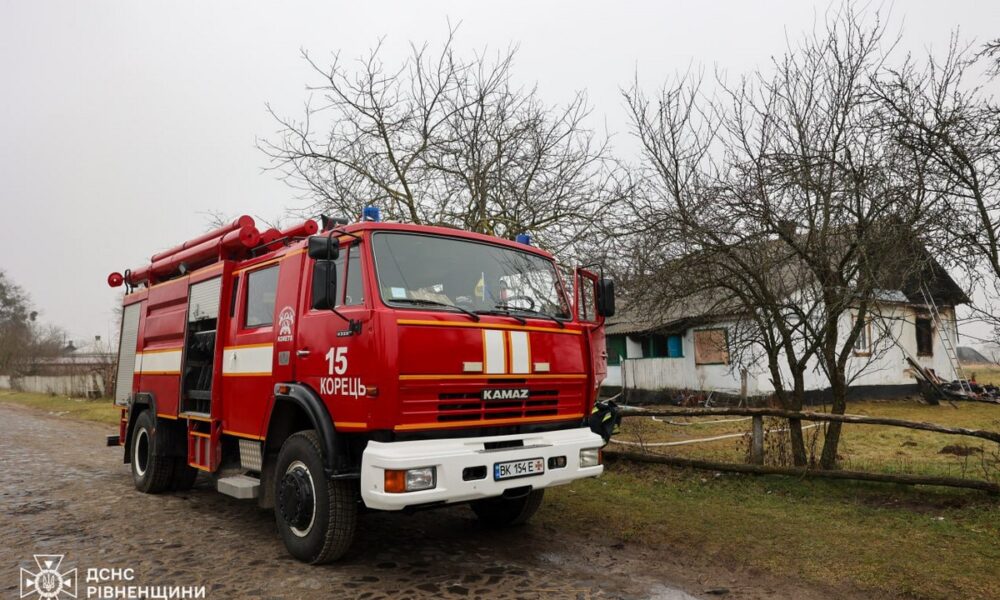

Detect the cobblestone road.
[{"left": 0, "top": 404, "right": 848, "bottom": 599}]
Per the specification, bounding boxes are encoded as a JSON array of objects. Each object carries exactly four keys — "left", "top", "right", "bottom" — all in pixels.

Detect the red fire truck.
[{"left": 106, "top": 209, "right": 615, "bottom": 563}]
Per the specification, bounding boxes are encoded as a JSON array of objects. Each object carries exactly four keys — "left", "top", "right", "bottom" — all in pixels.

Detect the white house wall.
[
  {"left": 616, "top": 301, "right": 960, "bottom": 396},
  {"left": 619, "top": 328, "right": 751, "bottom": 395}
]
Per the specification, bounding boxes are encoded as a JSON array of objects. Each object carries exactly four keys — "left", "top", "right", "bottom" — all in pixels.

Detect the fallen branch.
[
  {"left": 619, "top": 406, "right": 1000, "bottom": 444},
  {"left": 606, "top": 449, "right": 1000, "bottom": 494}
]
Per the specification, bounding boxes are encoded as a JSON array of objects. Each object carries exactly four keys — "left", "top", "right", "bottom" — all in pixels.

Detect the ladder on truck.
[{"left": 919, "top": 285, "right": 971, "bottom": 393}]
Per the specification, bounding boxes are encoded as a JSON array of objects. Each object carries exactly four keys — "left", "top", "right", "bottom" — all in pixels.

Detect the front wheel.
[
  {"left": 274, "top": 430, "right": 358, "bottom": 564},
  {"left": 471, "top": 489, "right": 544, "bottom": 527}
]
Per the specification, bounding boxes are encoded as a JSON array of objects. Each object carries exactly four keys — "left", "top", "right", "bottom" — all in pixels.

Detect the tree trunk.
[
  {"left": 820, "top": 369, "right": 848, "bottom": 469},
  {"left": 768, "top": 362, "right": 808, "bottom": 466},
  {"left": 788, "top": 373, "right": 808, "bottom": 466}
]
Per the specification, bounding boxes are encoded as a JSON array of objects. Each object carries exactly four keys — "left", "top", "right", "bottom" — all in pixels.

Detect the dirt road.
[{"left": 0, "top": 403, "right": 848, "bottom": 599}]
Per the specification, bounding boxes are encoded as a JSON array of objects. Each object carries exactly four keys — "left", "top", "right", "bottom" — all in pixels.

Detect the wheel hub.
[{"left": 278, "top": 467, "right": 314, "bottom": 530}]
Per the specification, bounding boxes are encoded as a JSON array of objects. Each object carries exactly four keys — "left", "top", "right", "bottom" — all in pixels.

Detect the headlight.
[
  {"left": 579, "top": 448, "right": 602, "bottom": 468},
  {"left": 384, "top": 467, "right": 437, "bottom": 493},
  {"left": 405, "top": 467, "right": 436, "bottom": 491}
]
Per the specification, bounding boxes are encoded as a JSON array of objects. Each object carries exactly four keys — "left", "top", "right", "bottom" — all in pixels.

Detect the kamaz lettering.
[{"left": 482, "top": 388, "right": 530, "bottom": 401}]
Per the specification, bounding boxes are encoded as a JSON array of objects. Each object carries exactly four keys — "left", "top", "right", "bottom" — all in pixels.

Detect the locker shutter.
[
  {"left": 114, "top": 302, "right": 142, "bottom": 405},
  {"left": 188, "top": 277, "right": 222, "bottom": 321}
]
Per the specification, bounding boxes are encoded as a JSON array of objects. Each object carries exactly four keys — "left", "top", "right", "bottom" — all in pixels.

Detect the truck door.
[
  {"left": 222, "top": 258, "right": 298, "bottom": 438},
  {"left": 293, "top": 238, "right": 374, "bottom": 430},
  {"left": 576, "top": 268, "right": 607, "bottom": 392}
]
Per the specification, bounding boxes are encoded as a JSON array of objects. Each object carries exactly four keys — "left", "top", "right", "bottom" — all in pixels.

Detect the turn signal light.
[{"left": 384, "top": 470, "right": 406, "bottom": 493}]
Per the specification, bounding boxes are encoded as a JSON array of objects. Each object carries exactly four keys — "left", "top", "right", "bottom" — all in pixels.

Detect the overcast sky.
[{"left": 1, "top": 1, "right": 997, "bottom": 345}]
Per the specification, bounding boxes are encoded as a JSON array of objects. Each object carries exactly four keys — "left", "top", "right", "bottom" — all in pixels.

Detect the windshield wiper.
[
  {"left": 493, "top": 304, "right": 566, "bottom": 328},
  {"left": 392, "top": 298, "right": 480, "bottom": 321},
  {"left": 474, "top": 307, "right": 527, "bottom": 325}
]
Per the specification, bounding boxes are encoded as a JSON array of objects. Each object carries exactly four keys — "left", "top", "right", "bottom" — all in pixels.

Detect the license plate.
[{"left": 494, "top": 457, "right": 545, "bottom": 481}]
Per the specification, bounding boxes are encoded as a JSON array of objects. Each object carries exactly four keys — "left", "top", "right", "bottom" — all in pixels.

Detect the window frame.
[
  {"left": 242, "top": 264, "right": 280, "bottom": 330},
  {"left": 606, "top": 335, "right": 627, "bottom": 366},
  {"left": 369, "top": 231, "right": 571, "bottom": 319},
  {"left": 852, "top": 316, "right": 872, "bottom": 357},
  {"left": 667, "top": 334, "right": 684, "bottom": 359},
  {"left": 309, "top": 241, "right": 366, "bottom": 312}
]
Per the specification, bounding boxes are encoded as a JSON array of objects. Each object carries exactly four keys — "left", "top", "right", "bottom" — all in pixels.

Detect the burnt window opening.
[{"left": 915, "top": 317, "right": 934, "bottom": 356}]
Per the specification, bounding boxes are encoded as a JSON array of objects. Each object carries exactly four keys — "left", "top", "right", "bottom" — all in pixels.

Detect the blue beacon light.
[{"left": 362, "top": 206, "right": 381, "bottom": 222}]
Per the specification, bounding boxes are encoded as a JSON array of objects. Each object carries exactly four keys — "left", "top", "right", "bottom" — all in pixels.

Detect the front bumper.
[{"left": 360, "top": 427, "right": 604, "bottom": 511}]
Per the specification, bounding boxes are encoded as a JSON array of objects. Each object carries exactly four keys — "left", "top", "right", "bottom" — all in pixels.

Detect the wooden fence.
[{"left": 611, "top": 406, "right": 1000, "bottom": 494}]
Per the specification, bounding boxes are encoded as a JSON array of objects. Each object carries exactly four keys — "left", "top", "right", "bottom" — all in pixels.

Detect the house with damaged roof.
[{"left": 604, "top": 253, "right": 970, "bottom": 402}]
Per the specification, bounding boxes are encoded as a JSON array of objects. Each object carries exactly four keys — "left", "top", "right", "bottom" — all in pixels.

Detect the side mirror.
[
  {"left": 308, "top": 235, "right": 340, "bottom": 260},
  {"left": 596, "top": 278, "right": 616, "bottom": 317},
  {"left": 311, "top": 260, "right": 339, "bottom": 310}
]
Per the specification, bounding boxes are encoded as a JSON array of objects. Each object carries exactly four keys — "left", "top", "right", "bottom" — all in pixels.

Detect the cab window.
[
  {"left": 245, "top": 265, "right": 279, "bottom": 328},
  {"left": 312, "top": 246, "right": 365, "bottom": 308}
]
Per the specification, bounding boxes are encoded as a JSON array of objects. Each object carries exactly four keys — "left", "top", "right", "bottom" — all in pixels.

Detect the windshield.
[{"left": 372, "top": 232, "right": 570, "bottom": 319}]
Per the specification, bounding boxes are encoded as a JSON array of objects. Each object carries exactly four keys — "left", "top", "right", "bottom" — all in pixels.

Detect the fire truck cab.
[{"left": 108, "top": 211, "right": 615, "bottom": 563}]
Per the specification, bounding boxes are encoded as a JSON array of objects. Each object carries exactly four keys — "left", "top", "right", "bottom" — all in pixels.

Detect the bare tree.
[
  {"left": 260, "top": 26, "right": 626, "bottom": 255},
  {"left": 0, "top": 270, "right": 34, "bottom": 376},
  {"left": 981, "top": 38, "right": 1000, "bottom": 76},
  {"left": 0, "top": 270, "right": 68, "bottom": 377},
  {"left": 875, "top": 35, "right": 1000, "bottom": 338},
  {"left": 622, "top": 6, "right": 942, "bottom": 468}
]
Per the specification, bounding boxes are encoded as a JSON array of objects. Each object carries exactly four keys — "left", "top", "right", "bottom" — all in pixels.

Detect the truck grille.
[
  {"left": 436, "top": 389, "right": 559, "bottom": 422},
  {"left": 397, "top": 378, "right": 586, "bottom": 427}
]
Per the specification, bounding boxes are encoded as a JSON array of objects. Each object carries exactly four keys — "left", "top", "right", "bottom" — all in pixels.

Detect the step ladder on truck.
[{"left": 105, "top": 208, "right": 616, "bottom": 563}]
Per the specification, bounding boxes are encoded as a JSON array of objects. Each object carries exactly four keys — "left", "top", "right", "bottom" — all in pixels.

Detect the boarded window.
[
  {"left": 916, "top": 317, "right": 933, "bottom": 356},
  {"left": 694, "top": 329, "right": 729, "bottom": 365}
]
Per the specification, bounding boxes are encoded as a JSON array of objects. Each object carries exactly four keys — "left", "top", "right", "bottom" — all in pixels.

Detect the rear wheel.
[
  {"left": 130, "top": 410, "right": 176, "bottom": 494},
  {"left": 471, "top": 489, "right": 545, "bottom": 527},
  {"left": 274, "top": 430, "right": 358, "bottom": 564}
]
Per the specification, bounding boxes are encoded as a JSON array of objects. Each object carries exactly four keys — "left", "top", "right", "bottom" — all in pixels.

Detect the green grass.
[
  {"left": 539, "top": 397, "right": 1000, "bottom": 599},
  {"left": 0, "top": 390, "right": 120, "bottom": 424},
  {"left": 966, "top": 364, "right": 1000, "bottom": 386},
  {"left": 540, "top": 464, "right": 1000, "bottom": 599}
]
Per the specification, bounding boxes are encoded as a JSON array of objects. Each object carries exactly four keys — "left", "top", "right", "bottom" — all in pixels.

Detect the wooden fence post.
[{"left": 751, "top": 415, "right": 764, "bottom": 465}]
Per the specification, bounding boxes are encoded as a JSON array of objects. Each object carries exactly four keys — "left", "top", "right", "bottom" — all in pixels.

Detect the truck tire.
[
  {"left": 274, "top": 430, "right": 358, "bottom": 564},
  {"left": 130, "top": 409, "right": 176, "bottom": 494},
  {"left": 471, "top": 489, "right": 545, "bottom": 527}
]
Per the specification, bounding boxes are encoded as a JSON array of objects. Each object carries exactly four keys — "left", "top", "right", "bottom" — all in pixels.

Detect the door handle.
[{"left": 296, "top": 349, "right": 311, "bottom": 357}]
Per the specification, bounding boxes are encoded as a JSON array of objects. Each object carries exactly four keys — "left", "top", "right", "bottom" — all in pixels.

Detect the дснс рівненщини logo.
[{"left": 20, "top": 554, "right": 77, "bottom": 599}]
